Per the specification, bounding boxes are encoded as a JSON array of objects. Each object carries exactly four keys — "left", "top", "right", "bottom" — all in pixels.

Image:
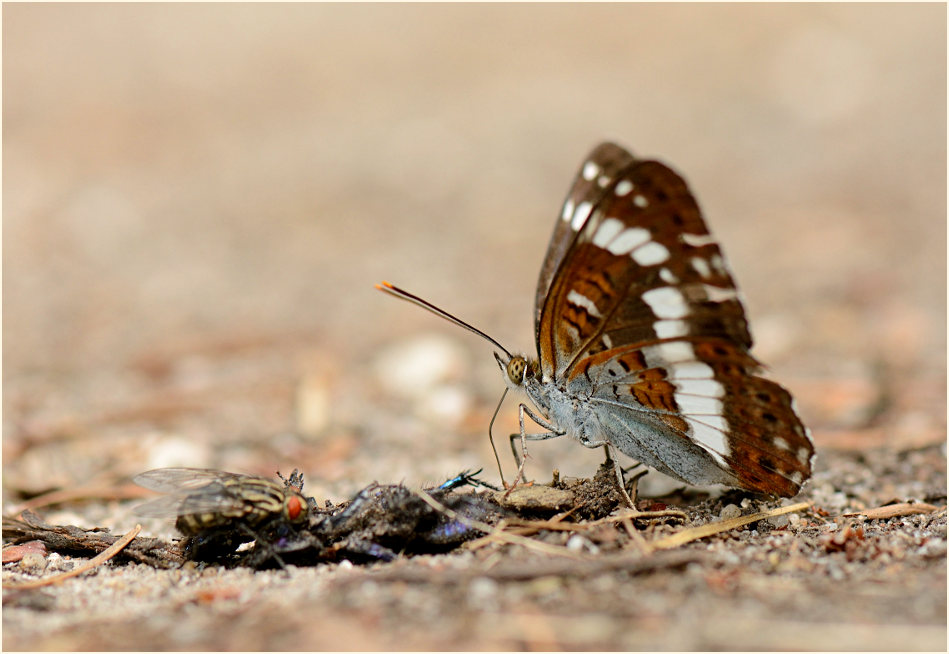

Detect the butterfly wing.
[
  {"left": 534, "top": 143, "right": 636, "bottom": 335},
  {"left": 535, "top": 143, "right": 813, "bottom": 495}
]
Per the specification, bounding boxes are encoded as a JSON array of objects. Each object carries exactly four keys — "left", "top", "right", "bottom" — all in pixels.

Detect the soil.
[{"left": 3, "top": 4, "right": 946, "bottom": 651}]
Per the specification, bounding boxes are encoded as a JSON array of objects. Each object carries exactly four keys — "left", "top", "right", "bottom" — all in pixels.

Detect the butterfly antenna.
[{"left": 375, "top": 281, "right": 512, "bottom": 358}]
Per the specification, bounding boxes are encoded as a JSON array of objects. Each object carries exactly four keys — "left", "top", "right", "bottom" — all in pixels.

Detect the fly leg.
[{"left": 235, "top": 523, "right": 288, "bottom": 570}]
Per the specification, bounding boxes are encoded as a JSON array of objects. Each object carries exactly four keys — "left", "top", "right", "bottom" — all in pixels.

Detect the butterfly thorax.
[{"left": 499, "top": 351, "right": 604, "bottom": 446}]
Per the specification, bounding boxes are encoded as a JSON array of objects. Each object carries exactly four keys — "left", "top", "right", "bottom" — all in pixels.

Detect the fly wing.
[
  {"left": 133, "top": 494, "right": 192, "bottom": 519},
  {"left": 132, "top": 468, "right": 253, "bottom": 517},
  {"left": 133, "top": 468, "right": 249, "bottom": 493}
]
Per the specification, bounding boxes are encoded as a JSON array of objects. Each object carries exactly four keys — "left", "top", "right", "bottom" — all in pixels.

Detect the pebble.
[
  {"left": 720, "top": 504, "right": 742, "bottom": 520},
  {"left": 566, "top": 534, "right": 599, "bottom": 555},
  {"left": 2, "top": 540, "right": 46, "bottom": 563},
  {"left": 373, "top": 335, "right": 466, "bottom": 399},
  {"left": 767, "top": 514, "right": 790, "bottom": 529},
  {"left": 417, "top": 385, "right": 472, "bottom": 428},
  {"left": 494, "top": 485, "right": 575, "bottom": 512},
  {"left": 144, "top": 434, "right": 212, "bottom": 470},
  {"left": 466, "top": 577, "right": 499, "bottom": 609},
  {"left": 19, "top": 551, "right": 47, "bottom": 574},
  {"left": 296, "top": 371, "right": 332, "bottom": 438}
]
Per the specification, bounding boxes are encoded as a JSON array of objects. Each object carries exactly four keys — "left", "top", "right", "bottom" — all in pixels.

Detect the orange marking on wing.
[{"left": 629, "top": 377, "right": 678, "bottom": 412}]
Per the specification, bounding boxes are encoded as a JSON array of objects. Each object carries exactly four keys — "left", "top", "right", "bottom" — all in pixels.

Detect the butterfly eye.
[{"left": 506, "top": 357, "right": 527, "bottom": 385}]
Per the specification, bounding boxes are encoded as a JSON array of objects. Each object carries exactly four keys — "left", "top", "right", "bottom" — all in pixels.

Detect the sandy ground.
[{"left": 3, "top": 4, "right": 946, "bottom": 651}]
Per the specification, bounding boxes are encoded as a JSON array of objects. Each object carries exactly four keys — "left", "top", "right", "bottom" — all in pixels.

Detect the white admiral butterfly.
[{"left": 379, "top": 142, "right": 814, "bottom": 501}]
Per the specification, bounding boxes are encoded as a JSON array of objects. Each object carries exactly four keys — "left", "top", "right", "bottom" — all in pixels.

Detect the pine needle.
[{"left": 651, "top": 502, "right": 811, "bottom": 550}]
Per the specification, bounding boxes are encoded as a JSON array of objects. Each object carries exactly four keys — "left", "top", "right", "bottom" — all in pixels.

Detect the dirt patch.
[{"left": 4, "top": 444, "right": 946, "bottom": 650}]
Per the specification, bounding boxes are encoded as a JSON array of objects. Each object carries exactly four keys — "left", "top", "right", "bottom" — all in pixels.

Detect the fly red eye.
[{"left": 287, "top": 495, "right": 303, "bottom": 520}]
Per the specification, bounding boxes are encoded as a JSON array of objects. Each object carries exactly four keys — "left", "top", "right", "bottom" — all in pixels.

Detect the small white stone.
[
  {"left": 418, "top": 385, "right": 472, "bottom": 428},
  {"left": 767, "top": 514, "right": 790, "bottom": 529},
  {"left": 468, "top": 577, "right": 499, "bottom": 605},
  {"left": 373, "top": 335, "right": 466, "bottom": 400},
  {"left": 145, "top": 435, "right": 212, "bottom": 471},
  {"left": 720, "top": 504, "right": 742, "bottom": 520},
  {"left": 296, "top": 371, "right": 332, "bottom": 438},
  {"left": 19, "top": 551, "right": 47, "bottom": 574},
  {"left": 566, "top": 534, "right": 600, "bottom": 554}
]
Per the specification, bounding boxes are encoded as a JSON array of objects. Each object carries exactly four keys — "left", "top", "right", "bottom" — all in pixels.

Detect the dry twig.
[
  {"left": 842, "top": 502, "right": 941, "bottom": 520},
  {"left": 3, "top": 525, "right": 142, "bottom": 589},
  {"left": 3, "top": 511, "right": 180, "bottom": 566},
  {"left": 650, "top": 502, "right": 811, "bottom": 550}
]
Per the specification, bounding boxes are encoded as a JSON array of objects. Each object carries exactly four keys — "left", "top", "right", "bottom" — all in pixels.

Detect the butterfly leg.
[
  {"left": 597, "top": 444, "right": 687, "bottom": 522},
  {"left": 507, "top": 431, "right": 563, "bottom": 484},
  {"left": 505, "top": 403, "right": 565, "bottom": 491},
  {"left": 602, "top": 443, "right": 637, "bottom": 509}
]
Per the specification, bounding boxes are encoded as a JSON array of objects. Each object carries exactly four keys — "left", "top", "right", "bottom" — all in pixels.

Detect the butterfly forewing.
[
  {"left": 538, "top": 156, "right": 752, "bottom": 379},
  {"left": 535, "top": 143, "right": 636, "bottom": 337},
  {"left": 534, "top": 143, "right": 813, "bottom": 495}
]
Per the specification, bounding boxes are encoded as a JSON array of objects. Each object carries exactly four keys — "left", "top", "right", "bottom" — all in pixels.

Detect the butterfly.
[{"left": 379, "top": 142, "right": 814, "bottom": 502}]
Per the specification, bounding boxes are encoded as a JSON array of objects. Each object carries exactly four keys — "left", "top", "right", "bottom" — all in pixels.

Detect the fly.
[{"left": 133, "top": 467, "right": 311, "bottom": 566}]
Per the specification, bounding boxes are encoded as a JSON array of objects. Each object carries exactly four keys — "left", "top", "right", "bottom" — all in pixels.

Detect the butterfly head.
[{"left": 494, "top": 351, "right": 537, "bottom": 389}]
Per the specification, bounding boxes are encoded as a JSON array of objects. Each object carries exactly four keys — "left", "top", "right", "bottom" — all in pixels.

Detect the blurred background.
[{"left": 4, "top": 4, "right": 945, "bottom": 519}]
